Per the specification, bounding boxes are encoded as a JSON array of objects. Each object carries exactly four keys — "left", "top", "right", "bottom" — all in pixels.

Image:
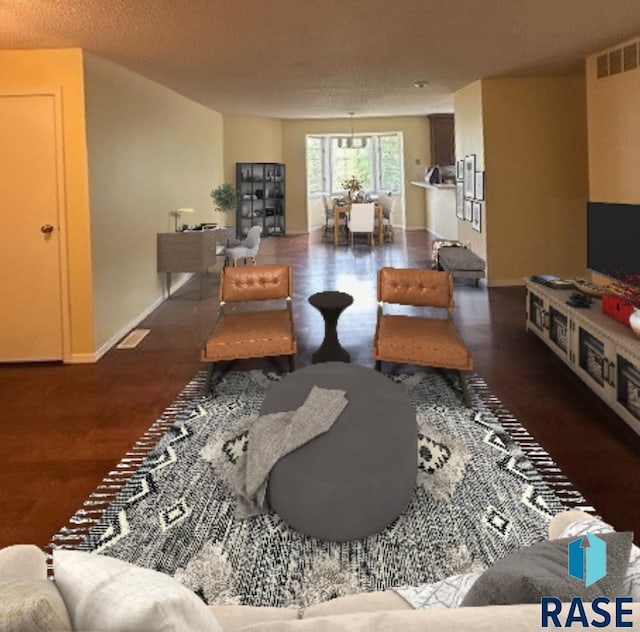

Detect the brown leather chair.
[
  {"left": 201, "top": 264, "right": 297, "bottom": 392},
  {"left": 373, "top": 267, "right": 473, "bottom": 406}
]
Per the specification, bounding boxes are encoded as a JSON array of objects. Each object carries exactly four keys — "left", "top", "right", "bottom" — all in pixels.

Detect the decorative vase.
[{"left": 629, "top": 308, "right": 640, "bottom": 338}]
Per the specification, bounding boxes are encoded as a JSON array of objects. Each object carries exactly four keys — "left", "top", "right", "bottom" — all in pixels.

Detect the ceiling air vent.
[
  {"left": 609, "top": 49, "right": 622, "bottom": 75},
  {"left": 623, "top": 43, "right": 638, "bottom": 71},
  {"left": 597, "top": 54, "right": 609, "bottom": 78},
  {"left": 597, "top": 40, "right": 639, "bottom": 79}
]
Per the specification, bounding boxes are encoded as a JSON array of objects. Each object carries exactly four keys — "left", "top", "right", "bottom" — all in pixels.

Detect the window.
[
  {"left": 377, "top": 134, "right": 401, "bottom": 193},
  {"left": 306, "top": 136, "right": 324, "bottom": 195},
  {"left": 306, "top": 133, "right": 402, "bottom": 195}
]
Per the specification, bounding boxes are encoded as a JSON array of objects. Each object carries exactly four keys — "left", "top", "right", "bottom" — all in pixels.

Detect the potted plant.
[
  {"left": 210, "top": 183, "right": 238, "bottom": 225},
  {"left": 341, "top": 175, "right": 362, "bottom": 201}
]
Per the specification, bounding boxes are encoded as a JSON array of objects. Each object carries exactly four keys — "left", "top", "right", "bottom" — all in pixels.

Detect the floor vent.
[
  {"left": 116, "top": 328, "right": 151, "bottom": 349},
  {"left": 597, "top": 41, "right": 639, "bottom": 79}
]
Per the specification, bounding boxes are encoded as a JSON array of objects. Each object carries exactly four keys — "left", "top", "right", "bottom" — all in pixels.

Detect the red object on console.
[{"left": 602, "top": 293, "right": 634, "bottom": 327}]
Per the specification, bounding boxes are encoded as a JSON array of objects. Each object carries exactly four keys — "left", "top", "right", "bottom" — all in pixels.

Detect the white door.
[{"left": 0, "top": 93, "right": 65, "bottom": 361}]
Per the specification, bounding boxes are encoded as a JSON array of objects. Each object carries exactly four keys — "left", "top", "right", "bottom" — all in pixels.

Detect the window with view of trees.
[{"left": 306, "top": 133, "right": 403, "bottom": 196}]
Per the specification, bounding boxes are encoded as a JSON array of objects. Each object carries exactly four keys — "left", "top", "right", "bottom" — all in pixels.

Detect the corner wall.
[
  {"left": 586, "top": 37, "right": 640, "bottom": 204},
  {"left": 454, "top": 81, "right": 486, "bottom": 261},
  {"left": 482, "top": 76, "right": 588, "bottom": 284},
  {"left": 83, "top": 53, "right": 224, "bottom": 352}
]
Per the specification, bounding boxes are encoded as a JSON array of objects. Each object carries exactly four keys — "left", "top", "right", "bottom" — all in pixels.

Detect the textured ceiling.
[{"left": 1, "top": 1, "right": 640, "bottom": 118}]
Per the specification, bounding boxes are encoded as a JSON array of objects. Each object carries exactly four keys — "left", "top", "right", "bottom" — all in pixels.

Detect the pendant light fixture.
[{"left": 337, "top": 112, "right": 367, "bottom": 149}]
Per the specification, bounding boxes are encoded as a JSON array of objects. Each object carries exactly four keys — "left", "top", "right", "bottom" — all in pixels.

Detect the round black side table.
[{"left": 308, "top": 291, "right": 353, "bottom": 363}]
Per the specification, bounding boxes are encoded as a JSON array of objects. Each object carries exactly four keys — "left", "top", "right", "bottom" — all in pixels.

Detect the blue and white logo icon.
[{"left": 567, "top": 532, "right": 607, "bottom": 587}]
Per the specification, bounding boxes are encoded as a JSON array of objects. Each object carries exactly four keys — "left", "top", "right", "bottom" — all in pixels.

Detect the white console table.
[{"left": 525, "top": 278, "right": 640, "bottom": 436}]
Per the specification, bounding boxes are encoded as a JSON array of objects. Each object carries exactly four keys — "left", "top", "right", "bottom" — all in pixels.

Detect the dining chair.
[
  {"left": 321, "top": 195, "right": 336, "bottom": 243},
  {"left": 372, "top": 267, "right": 473, "bottom": 407},
  {"left": 348, "top": 203, "right": 375, "bottom": 247},
  {"left": 201, "top": 263, "right": 297, "bottom": 393},
  {"left": 224, "top": 225, "right": 261, "bottom": 266},
  {"left": 378, "top": 194, "right": 396, "bottom": 242}
]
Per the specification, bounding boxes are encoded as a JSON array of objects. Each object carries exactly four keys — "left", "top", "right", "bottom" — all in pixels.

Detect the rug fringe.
[
  {"left": 45, "top": 371, "right": 208, "bottom": 568},
  {"left": 467, "top": 374, "right": 595, "bottom": 514}
]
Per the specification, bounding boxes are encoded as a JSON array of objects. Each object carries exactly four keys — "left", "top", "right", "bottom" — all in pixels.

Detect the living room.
[{"left": 1, "top": 2, "right": 640, "bottom": 629}]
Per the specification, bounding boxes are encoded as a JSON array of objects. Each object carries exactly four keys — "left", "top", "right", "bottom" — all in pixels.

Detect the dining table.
[{"left": 333, "top": 202, "right": 384, "bottom": 247}]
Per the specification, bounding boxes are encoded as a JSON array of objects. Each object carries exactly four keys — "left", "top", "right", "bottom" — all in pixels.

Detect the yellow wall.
[
  {"left": 222, "top": 115, "right": 284, "bottom": 229},
  {"left": 586, "top": 38, "right": 640, "bottom": 204},
  {"left": 0, "top": 48, "right": 94, "bottom": 359},
  {"left": 454, "top": 81, "right": 486, "bottom": 262},
  {"left": 281, "top": 117, "right": 430, "bottom": 233},
  {"left": 482, "top": 76, "right": 588, "bottom": 284},
  {"left": 83, "top": 53, "right": 224, "bottom": 351}
]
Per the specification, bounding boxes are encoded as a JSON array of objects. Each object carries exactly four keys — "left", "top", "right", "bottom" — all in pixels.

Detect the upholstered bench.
[{"left": 438, "top": 246, "right": 486, "bottom": 286}]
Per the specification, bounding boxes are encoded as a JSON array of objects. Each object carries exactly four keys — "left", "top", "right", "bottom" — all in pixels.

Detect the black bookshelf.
[{"left": 235, "top": 162, "right": 286, "bottom": 238}]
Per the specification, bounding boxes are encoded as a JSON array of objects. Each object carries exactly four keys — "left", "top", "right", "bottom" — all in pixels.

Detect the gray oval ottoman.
[{"left": 261, "top": 362, "right": 417, "bottom": 542}]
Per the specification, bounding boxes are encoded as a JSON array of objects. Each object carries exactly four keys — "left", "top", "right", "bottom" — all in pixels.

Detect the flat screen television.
[{"left": 587, "top": 201, "right": 640, "bottom": 279}]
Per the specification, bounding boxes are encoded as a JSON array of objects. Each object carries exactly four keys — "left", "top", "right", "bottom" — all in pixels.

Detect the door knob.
[{"left": 40, "top": 224, "right": 55, "bottom": 234}]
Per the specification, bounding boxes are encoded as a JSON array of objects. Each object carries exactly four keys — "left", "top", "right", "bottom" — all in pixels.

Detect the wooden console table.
[{"left": 157, "top": 229, "right": 230, "bottom": 298}]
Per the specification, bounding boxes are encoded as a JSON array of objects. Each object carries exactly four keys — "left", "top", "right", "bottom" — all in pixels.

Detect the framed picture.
[
  {"left": 472, "top": 201, "right": 482, "bottom": 232},
  {"left": 464, "top": 199, "right": 472, "bottom": 222},
  {"left": 456, "top": 182, "right": 464, "bottom": 219},
  {"left": 474, "top": 171, "right": 485, "bottom": 201},
  {"left": 463, "top": 154, "right": 476, "bottom": 198},
  {"left": 456, "top": 159, "right": 464, "bottom": 181}
]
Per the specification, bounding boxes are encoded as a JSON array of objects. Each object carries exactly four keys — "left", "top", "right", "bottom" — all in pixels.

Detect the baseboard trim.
[
  {"left": 426, "top": 227, "right": 446, "bottom": 239},
  {"left": 69, "top": 274, "right": 194, "bottom": 364},
  {"left": 404, "top": 225, "right": 427, "bottom": 232}
]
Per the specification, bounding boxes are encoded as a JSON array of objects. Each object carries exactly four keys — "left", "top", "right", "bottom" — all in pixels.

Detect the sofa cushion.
[
  {"left": 210, "top": 605, "right": 298, "bottom": 632},
  {"left": 0, "top": 544, "right": 47, "bottom": 581},
  {"left": 461, "top": 532, "right": 632, "bottom": 607},
  {"left": 0, "top": 579, "right": 72, "bottom": 632},
  {"left": 233, "top": 603, "right": 640, "bottom": 631},
  {"left": 303, "top": 590, "right": 409, "bottom": 618},
  {"left": 53, "top": 550, "right": 222, "bottom": 631}
]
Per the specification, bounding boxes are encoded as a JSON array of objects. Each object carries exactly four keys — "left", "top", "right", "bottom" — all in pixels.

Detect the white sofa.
[{"left": 1, "top": 510, "right": 638, "bottom": 631}]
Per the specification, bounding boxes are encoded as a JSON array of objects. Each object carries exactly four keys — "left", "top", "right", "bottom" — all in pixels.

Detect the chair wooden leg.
[
  {"left": 232, "top": 259, "right": 236, "bottom": 267},
  {"left": 251, "top": 257, "right": 256, "bottom": 265},
  {"left": 375, "top": 360, "right": 382, "bottom": 372},
  {"left": 459, "top": 371, "right": 472, "bottom": 408},
  {"left": 202, "top": 363, "right": 216, "bottom": 395}
]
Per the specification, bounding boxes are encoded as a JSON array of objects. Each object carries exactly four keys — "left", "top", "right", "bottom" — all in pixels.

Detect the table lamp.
[{"left": 170, "top": 207, "right": 195, "bottom": 231}]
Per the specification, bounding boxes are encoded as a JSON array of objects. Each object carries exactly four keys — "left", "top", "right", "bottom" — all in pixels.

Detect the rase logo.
[
  {"left": 568, "top": 531, "right": 607, "bottom": 587},
  {"left": 541, "top": 532, "right": 633, "bottom": 628}
]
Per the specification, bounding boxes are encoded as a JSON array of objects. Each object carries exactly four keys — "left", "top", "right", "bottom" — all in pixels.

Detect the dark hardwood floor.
[{"left": 0, "top": 230, "right": 638, "bottom": 550}]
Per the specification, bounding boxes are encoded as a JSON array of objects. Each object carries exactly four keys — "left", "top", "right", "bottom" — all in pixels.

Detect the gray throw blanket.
[{"left": 232, "top": 386, "right": 348, "bottom": 518}]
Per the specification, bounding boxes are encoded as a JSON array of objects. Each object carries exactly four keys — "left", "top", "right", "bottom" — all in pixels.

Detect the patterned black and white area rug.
[{"left": 51, "top": 369, "right": 591, "bottom": 608}]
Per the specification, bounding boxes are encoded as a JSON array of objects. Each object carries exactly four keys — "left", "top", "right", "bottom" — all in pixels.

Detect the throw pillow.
[
  {"left": 393, "top": 572, "right": 483, "bottom": 609},
  {"left": 461, "top": 532, "right": 632, "bottom": 607},
  {"left": 0, "top": 579, "right": 72, "bottom": 632},
  {"left": 559, "top": 517, "right": 640, "bottom": 601},
  {"left": 53, "top": 550, "right": 222, "bottom": 632}
]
